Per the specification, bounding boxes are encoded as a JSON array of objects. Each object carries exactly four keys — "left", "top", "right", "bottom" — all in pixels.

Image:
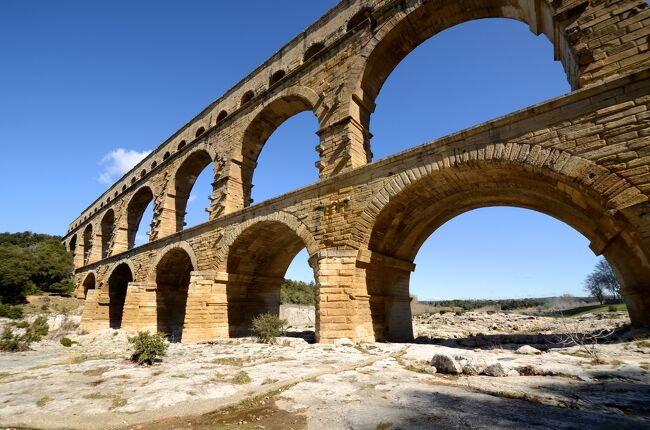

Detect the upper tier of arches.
[{"left": 63, "top": 0, "right": 650, "bottom": 269}]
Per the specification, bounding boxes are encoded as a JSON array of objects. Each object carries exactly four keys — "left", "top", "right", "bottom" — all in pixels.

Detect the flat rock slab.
[{"left": 1, "top": 311, "right": 650, "bottom": 429}]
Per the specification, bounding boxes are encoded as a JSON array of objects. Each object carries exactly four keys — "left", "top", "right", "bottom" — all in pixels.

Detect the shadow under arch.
[
  {"left": 222, "top": 214, "right": 318, "bottom": 337},
  {"left": 81, "top": 272, "right": 96, "bottom": 299},
  {"left": 152, "top": 244, "right": 196, "bottom": 342},
  {"left": 354, "top": 146, "right": 650, "bottom": 341},
  {"left": 106, "top": 261, "right": 134, "bottom": 329},
  {"left": 239, "top": 86, "right": 323, "bottom": 207}
]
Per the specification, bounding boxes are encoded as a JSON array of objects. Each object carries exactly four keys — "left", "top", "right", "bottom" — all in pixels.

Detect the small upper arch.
[{"left": 303, "top": 42, "right": 325, "bottom": 62}]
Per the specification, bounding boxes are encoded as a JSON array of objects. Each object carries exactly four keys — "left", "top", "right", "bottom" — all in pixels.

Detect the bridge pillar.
[
  {"left": 181, "top": 270, "right": 229, "bottom": 343},
  {"left": 317, "top": 117, "right": 371, "bottom": 178},
  {"left": 156, "top": 191, "right": 179, "bottom": 238},
  {"left": 623, "top": 286, "right": 650, "bottom": 328},
  {"left": 357, "top": 249, "right": 416, "bottom": 342},
  {"left": 111, "top": 225, "right": 130, "bottom": 254},
  {"left": 81, "top": 288, "right": 111, "bottom": 331},
  {"left": 80, "top": 289, "right": 100, "bottom": 331},
  {"left": 87, "top": 227, "right": 102, "bottom": 264},
  {"left": 121, "top": 282, "right": 156, "bottom": 334},
  {"left": 313, "top": 249, "right": 374, "bottom": 343}
]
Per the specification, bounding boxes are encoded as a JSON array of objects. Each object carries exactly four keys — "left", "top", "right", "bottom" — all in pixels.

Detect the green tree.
[
  {"left": 0, "top": 232, "right": 74, "bottom": 304},
  {"left": 584, "top": 259, "right": 620, "bottom": 303},
  {"left": 0, "top": 245, "right": 34, "bottom": 303}
]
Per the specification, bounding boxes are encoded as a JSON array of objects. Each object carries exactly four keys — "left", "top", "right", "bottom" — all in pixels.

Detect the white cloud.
[
  {"left": 98, "top": 148, "right": 151, "bottom": 185},
  {"left": 188, "top": 194, "right": 197, "bottom": 203}
]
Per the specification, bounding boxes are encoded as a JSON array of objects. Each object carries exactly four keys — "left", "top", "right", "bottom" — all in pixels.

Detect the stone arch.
[
  {"left": 105, "top": 260, "right": 135, "bottom": 329},
  {"left": 353, "top": 1, "right": 579, "bottom": 102},
  {"left": 239, "top": 85, "right": 323, "bottom": 206},
  {"left": 69, "top": 234, "right": 77, "bottom": 259},
  {"left": 147, "top": 241, "right": 199, "bottom": 284},
  {"left": 218, "top": 212, "right": 318, "bottom": 336},
  {"left": 171, "top": 148, "right": 216, "bottom": 232},
  {"left": 100, "top": 209, "right": 115, "bottom": 259},
  {"left": 346, "top": 0, "right": 585, "bottom": 160},
  {"left": 82, "top": 271, "right": 96, "bottom": 299},
  {"left": 82, "top": 224, "right": 93, "bottom": 265},
  {"left": 216, "top": 211, "right": 319, "bottom": 272},
  {"left": 152, "top": 245, "right": 195, "bottom": 341},
  {"left": 353, "top": 144, "right": 650, "bottom": 340},
  {"left": 126, "top": 186, "right": 154, "bottom": 249}
]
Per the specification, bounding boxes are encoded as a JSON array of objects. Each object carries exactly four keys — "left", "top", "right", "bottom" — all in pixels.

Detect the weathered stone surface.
[
  {"left": 516, "top": 345, "right": 542, "bottom": 355},
  {"left": 482, "top": 363, "right": 508, "bottom": 377},
  {"left": 430, "top": 354, "right": 463, "bottom": 374},
  {"left": 62, "top": 0, "right": 650, "bottom": 344}
]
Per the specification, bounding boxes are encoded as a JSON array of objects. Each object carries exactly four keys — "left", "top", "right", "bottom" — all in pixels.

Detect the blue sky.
[{"left": 0, "top": 1, "right": 600, "bottom": 299}]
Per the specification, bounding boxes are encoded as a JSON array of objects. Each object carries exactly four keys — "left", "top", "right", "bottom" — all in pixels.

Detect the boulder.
[
  {"left": 482, "top": 363, "right": 507, "bottom": 377},
  {"left": 516, "top": 345, "right": 541, "bottom": 355},
  {"left": 430, "top": 354, "right": 463, "bottom": 374}
]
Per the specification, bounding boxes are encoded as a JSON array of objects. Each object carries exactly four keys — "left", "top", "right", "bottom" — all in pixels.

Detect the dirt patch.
[{"left": 124, "top": 397, "right": 306, "bottom": 430}]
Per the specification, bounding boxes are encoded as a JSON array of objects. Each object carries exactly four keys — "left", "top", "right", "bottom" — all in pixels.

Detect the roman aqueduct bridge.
[{"left": 64, "top": 0, "right": 650, "bottom": 343}]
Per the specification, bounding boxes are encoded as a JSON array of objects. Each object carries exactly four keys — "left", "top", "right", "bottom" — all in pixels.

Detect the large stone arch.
[
  {"left": 99, "top": 209, "right": 115, "bottom": 259},
  {"left": 126, "top": 185, "right": 155, "bottom": 249},
  {"left": 169, "top": 147, "right": 216, "bottom": 233},
  {"left": 82, "top": 224, "right": 93, "bottom": 265},
  {"left": 105, "top": 260, "right": 136, "bottom": 329},
  {"left": 147, "top": 241, "right": 199, "bottom": 284},
  {"left": 216, "top": 211, "right": 319, "bottom": 272},
  {"left": 218, "top": 212, "right": 318, "bottom": 337},
  {"left": 150, "top": 244, "right": 196, "bottom": 341},
  {"left": 353, "top": 143, "right": 650, "bottom": 341},
  {"left": 345, "top": 0, "right": 587, "bottom": 159},
  {"left": 237, "top": 86, "right": 324, "bottom": 207}
]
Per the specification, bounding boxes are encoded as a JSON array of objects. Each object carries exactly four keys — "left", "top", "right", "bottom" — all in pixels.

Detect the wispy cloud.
[
  {"left": 188, "top": 194, "right": 197, "bottom": 203},
  {"left": 98, "top": 148, "right": 151, "bottom": 185}
]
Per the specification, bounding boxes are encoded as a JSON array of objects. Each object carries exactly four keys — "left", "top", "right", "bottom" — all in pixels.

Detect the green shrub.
[
  {"left": 0, "top": 326, "right": 24, "bottom": 352},
  {"left": 0, "top": 316, "right": 49, "bottom": 352},
  {"left": 128, "top": 331, "right": 168, "bottom": 365},
  {"left": 26, "top": 316, "right": 49, "bottom": 342},
  {"left": 0, "top": 303, "right": 23, "bottom": 319},
  {"left": 13, "top": 320, "right": 29, "bottom": 328},
  {"left": 250, "top": 313, "right": 288, "bottom": 344},
  {"left": 608, "top": 305, "right": 617, "bottom": 312},
  {"left": 60, "top": 337, "right": 74, "bottom": 347}
]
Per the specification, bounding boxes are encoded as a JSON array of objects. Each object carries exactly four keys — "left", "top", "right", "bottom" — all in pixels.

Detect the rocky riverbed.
[{"left": 1, "top": 305, "right": 649, "bottom": 429}]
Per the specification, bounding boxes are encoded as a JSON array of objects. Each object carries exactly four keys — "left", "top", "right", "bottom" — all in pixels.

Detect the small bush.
[
  {"left": 27, "top": 316, "right": 49, "bottom": 342},
  {"left": 0, "top": 326, "right": 24, "bottom": 352},
  {"left": 231, "top": 370, "right": 252, "bottom": 384},
  {"left": 250, "top": 313, "right": 288, "bottom": 344},
  {"left": 13, "top": 320, "right": 29, "bottom": 328},
  {"left": 0, "top": 316, "right": 49, "bottom": 352},
  {"left": 608, "top": 305, "right": 617, "bottom": 312},
  {"left": 0, "top": 303, "right": 23, "bottom": 319},
  {"left": 60, "top": 337, "right": 74, "bottom": 347},
  {"left": 128, "top": 331, "right": 168, "bottom": 365}
]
